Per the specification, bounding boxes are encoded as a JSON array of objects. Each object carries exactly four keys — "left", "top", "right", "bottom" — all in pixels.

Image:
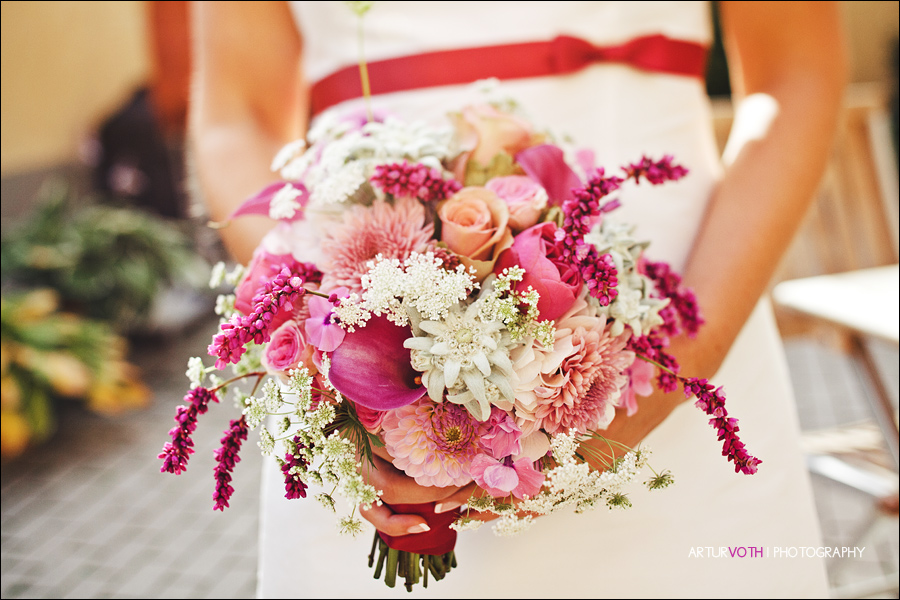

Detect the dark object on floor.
[{"left": 92, "top": 87, "right": 184, "bottom": 219}]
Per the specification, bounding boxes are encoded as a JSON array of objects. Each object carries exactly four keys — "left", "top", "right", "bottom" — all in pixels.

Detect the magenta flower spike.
[
  {"left": 642, "top": 260, "right": 704, "bottom": 338},
  {"left": 213, "top": 416, "right": 249, "bottom": 511},
  {"left": 159, "top": 387, "right": 219, "bottom": 475},
  {"left": 282, "top": 436, "right": 310, "bottom": 500},
  {"left": 208, "top": 267, "right": 310, "bottom": 369},
  {"left": 682, "top": 377, "right": 762, "bottom": 475},
  {"left": 370, "top": 161, "right": 462, "bottom": 202},
  {"left": 327, "top": 315, "right": 427, "bottom": 411}
]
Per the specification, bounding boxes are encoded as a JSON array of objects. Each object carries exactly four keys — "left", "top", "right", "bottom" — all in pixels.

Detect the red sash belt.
[{"left": 310, "top": 34, "right": 708, "bottom": 117}]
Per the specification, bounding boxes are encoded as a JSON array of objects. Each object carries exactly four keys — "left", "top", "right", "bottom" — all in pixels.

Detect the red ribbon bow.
[
  {"left": 549, "top": 34, "right": 707, "bottom": 77},
  {"left": 310, "top": 34, "right": 708, "bottom": 117}
]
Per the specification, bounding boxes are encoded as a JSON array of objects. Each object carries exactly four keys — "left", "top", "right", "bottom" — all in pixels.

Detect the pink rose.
[
  {"left": 353, "top": 402, "right": 387, "bottom": 434},
  {"left": 494, "top": 222, "right": 581, "bottom": 322},
  {"left": 264, "top": 320, "right": 315, "bottom": 377},
  {"left": 452, "top": 105, "right": 537, "bottom": 173},
  {"left": 485, "top": 176, "right": 548, "bottom": 232},
  {"left": 439, "top": 187, "right": 513, "bottom": 279}
]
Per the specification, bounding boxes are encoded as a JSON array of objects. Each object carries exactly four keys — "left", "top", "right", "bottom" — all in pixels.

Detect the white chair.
[{"left": 771, "top": 83, "right": 899, "bottom": 599}]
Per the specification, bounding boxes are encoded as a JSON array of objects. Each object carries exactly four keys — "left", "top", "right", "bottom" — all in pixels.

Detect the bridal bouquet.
[{"left": 159, "top": 97, "right": 760, "bottom": 590}]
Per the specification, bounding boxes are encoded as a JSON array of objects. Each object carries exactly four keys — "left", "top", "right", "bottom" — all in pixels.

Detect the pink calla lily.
[
  {"left": 327, "top": 315, "right": 426, "bottom": 411},
  {"left": 230, "top": 181, "right": 308, "bottom": 221},
  {"left": 515, "top": 144, "right": 583, "bottom": 206}
]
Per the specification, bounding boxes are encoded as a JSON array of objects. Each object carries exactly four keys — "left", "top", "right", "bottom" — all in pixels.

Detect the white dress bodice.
[{"left": 291, "top": 1, "right": 720, "bottom": 270}]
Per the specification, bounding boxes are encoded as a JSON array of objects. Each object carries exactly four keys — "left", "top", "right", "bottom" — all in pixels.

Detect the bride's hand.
[{"left": 357, "top": 444, "right": 479, "bottom": 536}]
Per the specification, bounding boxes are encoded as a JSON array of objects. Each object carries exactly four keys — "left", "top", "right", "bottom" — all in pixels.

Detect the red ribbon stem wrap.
[{"left": 377, "top": 502, "right": 461, "bottom": 555}]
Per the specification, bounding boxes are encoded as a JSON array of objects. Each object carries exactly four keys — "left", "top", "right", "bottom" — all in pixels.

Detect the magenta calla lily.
[
  {"left": 230, "top": 181, "right": 308, "bottom": 221},
  {"left": 327, "top": 315, "right": 427, "bottom": 411},
  {"left": 515, "top": 144, "right": 583, "bottom": 206}
]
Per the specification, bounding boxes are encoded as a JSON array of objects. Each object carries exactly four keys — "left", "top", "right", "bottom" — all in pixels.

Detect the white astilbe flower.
[
  {"left": 550, "top": 429, "right": 582, "bottom": 463},
  {"left": 331, "top": 293, "right": 371, "bottom": 332},
  {"left": 258, "top": 426, "right": 275, "bottom": 455},
  {"left": 262, "top": 379, "right": 285, "bottom": 413},
  {"left": 405, "top": 299, "right": 516, "bottom": 421},
  {"left": 271, "top": 139, "right": 306, "bottom": 171},
  {"left": 309, "top": 161, "right": 368, "bottom": 206},
  {"left": 224, "top": 263, "right": 247, "bottom": 288},
  {"left": 243, "top": 396, "right": 268, "bottom": 430},
  {"left": 584, "top": 220, "right": 667, "bottom": 337},
  {"left": 209, "top": 262, "right": 227, "bottom": 289},
  {"left": 268, "top": 184, "right": 304, "bottom": 220},
  {"left": 279, "top": 116, "right": 455, "bottom": 208},
  {"left": 255, "top": 375, "right": 380, "bottom": 537},
  {"left": 315, "top": 492, "right": 336, "bottom": 512},
  {"left": 185, "top": 356, "right": 206, "bottom": 388},
  {"left": 214, "top": 294, "right": 236, "bottom": 317},
  {"left": 478, "top": 272, "right": 554, "bottom": 348}
]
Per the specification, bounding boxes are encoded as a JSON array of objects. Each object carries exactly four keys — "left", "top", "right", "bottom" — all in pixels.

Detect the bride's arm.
[
  {"left": 591, "top": 1, "right": 847, "bottom": 453},
  {"left": 189, "top": 1, "right": 307, "bottom": 264}
]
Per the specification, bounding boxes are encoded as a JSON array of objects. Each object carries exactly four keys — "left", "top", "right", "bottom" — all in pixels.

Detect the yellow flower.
[
  {"left": 42, "top": 352, "right": 93, "bottom": 398},
  {"left": 88, "top": 362, "right": 151, "bottom": 415},
  {"left": 11, "top": 289, "right": 59, "bottom": 323},
  {"left": 0, "top": 374, "right": 22, "bottom": 410},
  {"left": 1, "top": 409, "right": 32, "bottom": 458}
]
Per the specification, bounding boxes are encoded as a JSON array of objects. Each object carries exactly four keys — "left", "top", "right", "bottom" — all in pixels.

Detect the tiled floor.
[
  {"left": 1, "top": 315, "right": 261, "bottom": 599},
  {"left": 2, "top": 313, "right": 898, "bottom": 599}
]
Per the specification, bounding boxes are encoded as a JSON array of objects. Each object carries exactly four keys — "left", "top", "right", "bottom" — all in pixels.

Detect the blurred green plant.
[
  {"left": 1, "top": 182, "right": 209, "bottom": 332},
  {"left": 1, "top": 288, "right": 151, "bottom": 459}
]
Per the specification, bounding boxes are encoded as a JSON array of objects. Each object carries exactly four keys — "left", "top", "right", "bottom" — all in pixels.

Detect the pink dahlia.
[
  {"left": 532, "top": 299, "right": 635, "bottom": 435},
  {"left": 382, "top": 398, "right": 487, "bottom": 488},
  {"left": 319, "top": 197, "right": 433, "bottom": 294}
]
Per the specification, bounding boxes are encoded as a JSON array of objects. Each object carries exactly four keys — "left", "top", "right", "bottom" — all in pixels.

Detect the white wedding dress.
[{"left": 257, "top": 2, "right": 830, "bottom": 597}]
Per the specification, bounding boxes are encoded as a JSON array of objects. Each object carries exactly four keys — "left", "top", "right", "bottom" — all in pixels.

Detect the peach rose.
[
  {"left": 485, "top": 175, "right": 548, "bottom": 232},
  {"left": 439, "top": 187, "right": 513, "bottom": 279},
  {"left": 455, "top": 104, "right": 536, "bottom": 166},
  {"left": 451, "top": 104, "right": 541, "bottom": 183}
]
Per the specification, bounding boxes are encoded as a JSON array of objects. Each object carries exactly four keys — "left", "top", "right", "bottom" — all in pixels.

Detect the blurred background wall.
[
  {"left": 843, "top": 0, "right": 899, "bottom": 85},
  {"left": 1, "top": 1, "right": 151, "bottom": 176}
]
